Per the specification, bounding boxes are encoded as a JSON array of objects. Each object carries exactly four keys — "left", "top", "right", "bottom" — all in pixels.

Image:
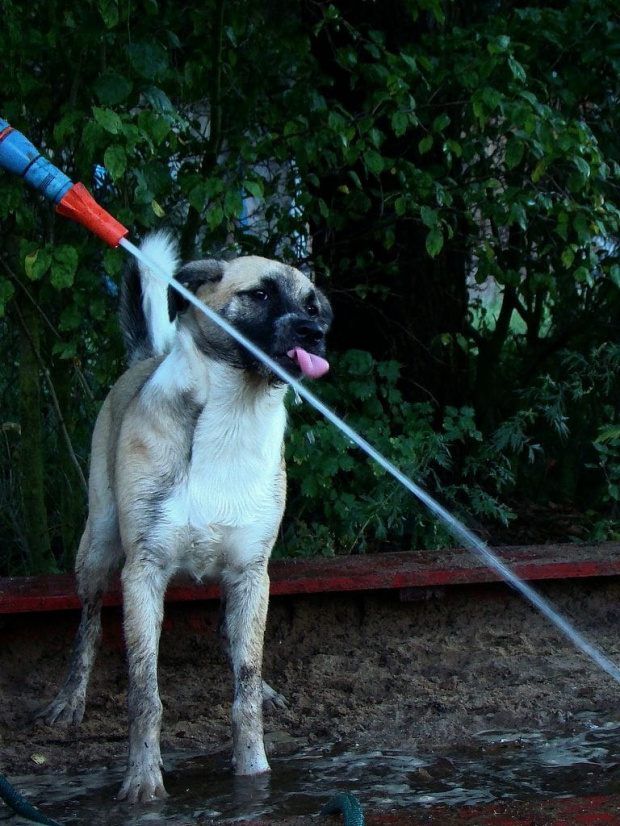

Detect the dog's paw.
[
  {"left": 117, "top": 767, "right": 168, "bottom": 804},
  {"left": 262, "top": 680, "right": 289, "bottom": 711},
  {"left": 37, "top": 693, "right": 85, "bottom": 728}
]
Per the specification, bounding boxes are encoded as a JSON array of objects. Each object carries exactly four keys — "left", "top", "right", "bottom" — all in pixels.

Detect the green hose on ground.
[
  {"left": 0, "top": 774, "right": 62, "bottom": 826},
  {"left": 320, "top": 792, "right": 365, "bottom": 826}
]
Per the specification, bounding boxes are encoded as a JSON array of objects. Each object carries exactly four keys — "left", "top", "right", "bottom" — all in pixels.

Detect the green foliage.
[
  {"left": 279, "top": 351, "right": 517, "bottom": 558},
  {"left": 0, "top": 0, "right": 619, "bottom": 572}
]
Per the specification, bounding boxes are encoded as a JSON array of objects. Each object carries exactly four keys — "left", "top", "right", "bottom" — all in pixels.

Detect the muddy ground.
[{"left": 1, "top": 573, "right": 620, "bottom": 786}]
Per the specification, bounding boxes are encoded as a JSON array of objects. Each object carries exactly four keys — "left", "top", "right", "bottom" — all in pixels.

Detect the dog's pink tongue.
[{"left": 287, "top": 347, "right": 330, "bottom": 379}]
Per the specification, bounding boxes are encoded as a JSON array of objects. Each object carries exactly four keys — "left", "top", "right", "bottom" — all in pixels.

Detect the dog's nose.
[{"left": 292, "top": 318, "right": 324, "bottom": 346}]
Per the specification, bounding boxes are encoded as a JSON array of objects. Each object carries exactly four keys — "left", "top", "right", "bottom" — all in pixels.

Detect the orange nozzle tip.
[{"left": 56, "top": 183, "right": 129, "bottom": 248}]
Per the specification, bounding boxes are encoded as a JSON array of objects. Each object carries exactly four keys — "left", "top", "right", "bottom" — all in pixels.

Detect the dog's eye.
[
  {"left": 306, "top": 304, "right": 319, "bottom": 317},
  {"left": 248, "top": 290, "right": 269, "bottom": 302}
]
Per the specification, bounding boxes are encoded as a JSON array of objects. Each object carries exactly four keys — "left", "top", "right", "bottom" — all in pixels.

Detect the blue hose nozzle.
[
  {"left": 0, "top": 119, "right": 73, "bottom": 204},
  {"left": 0, "top": 118, "right": 128, "bottom": 247}
]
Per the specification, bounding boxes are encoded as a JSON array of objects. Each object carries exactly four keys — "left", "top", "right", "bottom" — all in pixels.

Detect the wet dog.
[{"left": 40, "top": 233, "right": 332, "bottom": 802}]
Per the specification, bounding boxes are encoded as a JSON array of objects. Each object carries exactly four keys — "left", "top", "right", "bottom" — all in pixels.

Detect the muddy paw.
[
  {"left": 117, "top": 769, "right": 168, "bottom": 804},
  {"left": 262, "top": 680, "right": 289, "bottom": 711},
  {"left": 37, "top": 694, "right": 85, "bottom": 728}
]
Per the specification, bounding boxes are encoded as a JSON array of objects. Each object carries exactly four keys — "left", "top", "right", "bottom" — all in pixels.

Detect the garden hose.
[
  {"left": 0, "top": 774, "right": 62, "bottom": 826},
  {"left": 321, "top": 792, "right": 365, "bottom": 826}
]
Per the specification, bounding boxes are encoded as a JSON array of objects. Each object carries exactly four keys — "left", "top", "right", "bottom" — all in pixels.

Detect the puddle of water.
[{"left": 3, "top": 713, "right": 620, "bottom": 824}]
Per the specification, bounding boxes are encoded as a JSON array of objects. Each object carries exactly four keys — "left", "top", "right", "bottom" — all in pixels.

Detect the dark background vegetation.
[{"left": 1, "top": 0, "right": 619, "bottom": 574}]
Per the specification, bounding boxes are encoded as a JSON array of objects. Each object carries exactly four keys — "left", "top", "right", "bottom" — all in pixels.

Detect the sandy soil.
[{"left": 1, "top": 576, "right": 620, "bottom": 786}]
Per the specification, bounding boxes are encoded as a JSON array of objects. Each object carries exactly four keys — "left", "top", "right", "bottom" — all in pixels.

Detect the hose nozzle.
[{"left": 0, "top": 118, "right": 128, "bottom": 248}]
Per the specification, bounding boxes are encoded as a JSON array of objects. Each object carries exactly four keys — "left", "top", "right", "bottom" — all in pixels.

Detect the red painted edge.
[{"left": 1, "top": 541, "right": 619, "bottom": 615}]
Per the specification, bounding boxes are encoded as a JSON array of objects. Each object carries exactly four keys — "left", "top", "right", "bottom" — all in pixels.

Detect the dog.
[{"left": 40, "top": 232, "right": 332, "bottom": 803}]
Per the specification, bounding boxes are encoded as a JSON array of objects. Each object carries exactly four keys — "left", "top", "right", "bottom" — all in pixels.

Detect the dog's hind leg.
[
  {"left": 117, "top": 557, "right": 171, "bottom": 803},
  {"left": 220, "top": 559, "right": 271, "bottom": 776},
  {"left": 39, "top": 514, "right": 122, "bottom": 727}
]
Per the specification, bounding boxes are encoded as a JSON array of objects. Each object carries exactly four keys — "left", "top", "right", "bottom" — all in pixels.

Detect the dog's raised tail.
[{"left": 119, "top": 232, "right": 180, "bottom": 364}]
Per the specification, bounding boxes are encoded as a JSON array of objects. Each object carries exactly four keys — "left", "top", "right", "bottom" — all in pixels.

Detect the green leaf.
[
  {"left": 50, "top": 246, "right": 78, "bottom": 290},
  {"left": 224, "top": 188, "right": 243, "bottom": 219},
  {"left": 206, "top": 203, "right": 224, "bottom": 230},
  {"left": 426, "top": 0, "right": 445, "bottom": 24},
  {"left": 126, "top": 42, "right": 168, "bottom": 81},
  {"left": 103, "top": 248, "right": 124, "bottom": 278},
  {"left": 573, "top": 213, "right": 590, "bottom": 243},
  {"left": 574, "top": 265, "right": 592, "bottom": 284},
  {"left": 394, "top": 195, "right": 407, "bottom": 216},
  {"left": 138, "top": 111, "right": 171, "bottom": 146},
  {"left": 363, "top": 149, "right": 385, "bottom": 175},
  {"left": 92, "top": 107, "right": 123, "bottom": 135},
  {"left": 103, "top": 144, "right": 127, "bottom": 181},
  {"left": 531, "top": 158, "right": 548, "bottom": 183},
  {"left": 243, "top": 180, "right": 264, "bottom": 199},
  {"left": 93, "top": 72, "right": 133, "bottom": 106},
  {"left": 420, "top": 205, "right": 438, "bottom": 228},
  {"left": 24, "top": 248, "right": 52, "bottom": 281},
  {"left": 142, "top": 86, "right": 177, "bottom": 115},
  {"left": 425, "top": 226, "right": 444, "bottom": 258},
  {"left": 0, "top": 279, "right": 15, "bottom": 316},
  {"left": 508, "top": 56, "right": 526, "bottom": 83},
  {"left": 59, "top": 303, "right": 83, "bottom": 332},
  {"left": 418, "top": 134, "right": 433, "bottom": 154},
  {"left": 400, "top": 52, "right": 417, "bottom": 73},
  {"left": 505, "top": 138, "right": 524, "bottom": 170},
  {"left": 487, "top": 35, "right": 511, "bottom": 54},
  {"left": 97, "top": 0, "right": 119, "bottom": 28},
  {"left": 318, "top": 198, "right": 330, "bottom": 218},
  {"left": 433, "top": 113, "right": 450, "bottom": 133},
  {"left": 561, "top": 247, "right": 575, "bottom": 269},
  {"left": 52, "top": 340, "right": 78, "bottom": 360},
  {"left": 188, "top": 184, "right": 207, "bottom": 214},
  {"left": 482, "top": 87, "right": 502, "bottom": 111},
  {"left": 53, "top": 112, "right": 83, "bottom": 143},
  {"left": 391, "top": 111, "right": 410, "bottom": 138},
  {"left": 573, "top": 156, "right": 591, "bottom": 178},
  {"left": 597, "top": 427, "right": 620, "bottom": 444}
]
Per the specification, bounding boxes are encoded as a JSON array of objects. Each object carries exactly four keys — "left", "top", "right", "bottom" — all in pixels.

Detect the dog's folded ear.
[{"left": 168, "top": 260, "right": 225, "bottom": 321}]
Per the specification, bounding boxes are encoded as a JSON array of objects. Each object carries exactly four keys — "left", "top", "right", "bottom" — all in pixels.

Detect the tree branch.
[{"left": 14, "top": 302, "right": 88, "bottom": 496}]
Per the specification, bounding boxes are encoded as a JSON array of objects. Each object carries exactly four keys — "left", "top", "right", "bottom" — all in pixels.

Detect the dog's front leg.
[
  {"left": 221, "top": 560, "right": 271, "bottom": 776},
  {"left": 117, "top": 559, "right": 170, "bottom": 803}
]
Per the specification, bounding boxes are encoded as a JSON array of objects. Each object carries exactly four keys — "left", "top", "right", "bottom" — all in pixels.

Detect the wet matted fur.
[{"left": 39, "top": 233, "right": 332, "bottom": 803}]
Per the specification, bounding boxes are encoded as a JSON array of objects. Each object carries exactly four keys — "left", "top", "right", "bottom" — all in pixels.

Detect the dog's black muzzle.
[{"left": 289, "top": 317, "right": 325, "bottom": 349}]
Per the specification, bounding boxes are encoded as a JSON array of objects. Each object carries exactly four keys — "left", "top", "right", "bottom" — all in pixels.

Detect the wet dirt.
[
  {"left": 5, "top": 720, "right": 620, "bottom": 825},
  {"left": 2, "top": 576, "right": 620, "bottom": 821}
]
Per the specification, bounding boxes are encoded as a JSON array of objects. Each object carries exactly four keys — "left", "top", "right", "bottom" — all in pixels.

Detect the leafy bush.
[
  {"left": 1, "top": 0, "right": 619, "bottom": 573},
  {"left": 589, "top": 424, "right": 620, "bottom": 541},
  {"left": 278, "top": 342, "right": 620, "bottom": 557},
  {"left": 278, "top": 350, "right": 518, "bottom": 557}
]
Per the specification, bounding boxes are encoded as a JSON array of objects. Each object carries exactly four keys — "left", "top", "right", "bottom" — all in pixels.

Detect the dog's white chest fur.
[
  {"left": 146, "top": 345, "right": 288, "bottom": 571},
  {"left": 178, "top": 386, "right": 286, "bottom": 528}
]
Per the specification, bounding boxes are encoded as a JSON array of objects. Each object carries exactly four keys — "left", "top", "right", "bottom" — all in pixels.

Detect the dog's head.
[{"left": 169, "top": 256, "right": 333, "bottom": 381}]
